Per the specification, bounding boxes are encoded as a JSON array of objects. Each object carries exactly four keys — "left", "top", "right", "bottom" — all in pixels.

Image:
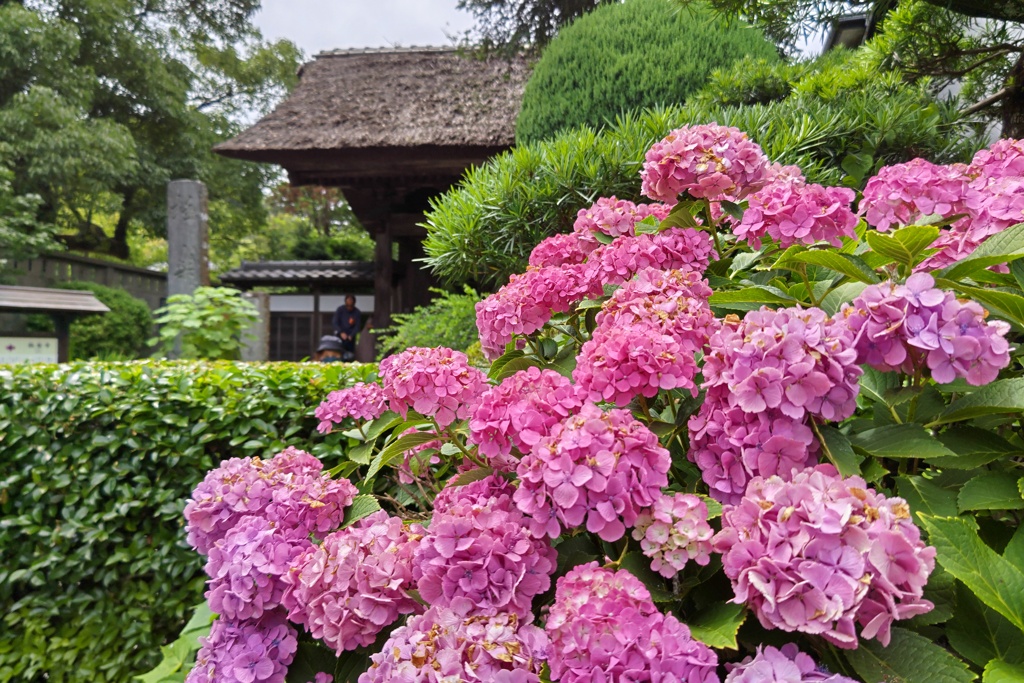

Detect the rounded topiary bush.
[
  {"left": 515, "top": 0, "right": 779, "bottom": 143},
  {"left": 61, "top": 281, "right": 153, "bottom": 359}
]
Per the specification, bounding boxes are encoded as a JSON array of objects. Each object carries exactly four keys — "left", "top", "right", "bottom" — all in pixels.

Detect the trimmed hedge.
[{"left": 0, "top": 360, "right": 375, "bottom": 683}]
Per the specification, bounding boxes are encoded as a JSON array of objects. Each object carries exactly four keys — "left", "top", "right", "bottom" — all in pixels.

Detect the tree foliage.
[
  {"left": 374, "top": 286, "right": 482, "bottom": 358},
  {"left": 516, "top": 0, "right": 779, "bottom": 143},
  {"left": 456, "top": 0, "right": 615, "bottom": 52},
  {"left": 151, "top": 287, "right": 259, "bottom": 360}
]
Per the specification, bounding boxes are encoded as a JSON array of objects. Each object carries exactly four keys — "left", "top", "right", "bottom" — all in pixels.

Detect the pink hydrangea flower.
[
  {"left": 572, "top": 197, "right": 674, "bottom": 249},
  {"left": 315, "top": 382, "right": 387, "bottom": 433},
  {"left": 585, "top": 227, "right": 715, "bottom": 287},
  {"left": 968, "top": 137, "right": 1024, "bottom": 180},
  {"left": 528, "top": 232, "right": 595, "bottom": 269},
  {"left": 632, "top": 492, "right": 713, "bottom": 578},
  {"left": 841, "top": 273, "right": 1011, "bottom": 385},
  {"left": 414, "top": 491, "right": 556, "bottom": 618},
  {"left": 735, "top": 179, "right": 857, "bottom": 249},
  {"left": 433, "top": 473, "right": 519, "bottom": 515},
  {"left": 186, "top": 610, "right": 297, "bottom": 683},
  {"left": 725, "top": 644, "right": 857, "bottom": 683},
  {"left": 185, "top": 448, "right": 357, "bottom": 554},
  {"left": 469, "top": 367, "right": 582, "bottom": 465},
  {"left": 378, "top": 347, "right": 487, "bottom": 427},
  {"left": 546, "top": 562, "right": 718, "bottom": 683},
  {"left": 282, "top": 511, "right": 425, "bottom": 654},
  {"left": 574, "top": 267, "right": 715, "bottom": 406},
  {"left": 715, "top": 465, "right": 936, "bottom": 648},
  {"left": 689, "top": 306, "right": 861, "bottom": 503},
  {"left": 641, "top": 123, "right": 771, "bottom": 202},
  {"left": 860, "top": 158, "right": 979, "bottom": 232},
  {"left": 358, "top": 607, "right": 549, "bottom": 683},
  {"left": 514, "top": 403, "right": 670, "bottom": 542}
]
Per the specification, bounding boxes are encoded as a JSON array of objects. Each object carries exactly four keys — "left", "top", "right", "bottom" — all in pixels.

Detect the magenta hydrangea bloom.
[
  {"left": 968, "top": 137, "right": 1024, "bottom": 180},
  {"left": 359, "top": 607, "right": 549, "bottom": 683},
  {"left": 725, "top": 645, "right": 857, "bottom": 683},
  {"left": 528, "top": 232, "right": 595, "bottom": 269},
  {"left": 433, "top": 473, "right": 518, "bottom": 515},
  {"left": 414, "top": 491, "right": 556, "bottom": 618},
  {"left": 185, "top": 448, "right": 357, "bottom": 554},
  {"left": 715, "top": 465, "right": 936, "bottom": 648},
  {"left": 574, "top": 267, "right": 715, "bottom": 406},
  {"left": 514, "top": 403, "right": 670, "bottom": 541},
  {"left": 378, "top": 346, "right": 487, "bottom": 427},
  {"left": 641, "top": 123, "right": 771, "bottom": 202},
  {"left": 689, "top": 306, "right": 861, "bottom": 503},
  {"left": 735, "top": 179, "right": 857, "bottom": 249},
  {"left": 469, "top": 367, "right": 582, "bottom": 465},
  {"left": 859, "top": 158, "right": 978, "bottom": 232},
  {"left": 632, "top": 492, "right": 713, "bottom": 578},
  {"left": 841, "top": 273, "right": 1011, "bottom": 385},
  {"left": 315, "top": 382, "right": 388, "bottom": 433},
  {"left": 546, "top": 562, "right": 718, "bottom": 683},
  {"left": 585, "top": 227, "right": 715, "bottom": 287},
  {"left": 572, "top": 196, "right": 673, "bottom": 249},
  {"left": 282, "top": 511, "right": 425, "bottom": 654},
  {"left": 186, "top": 610, "right": 297, "bottom": 683}
]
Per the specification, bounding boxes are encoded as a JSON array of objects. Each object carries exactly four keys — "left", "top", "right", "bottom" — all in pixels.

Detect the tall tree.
[{"left": 456, "top": 0, "right": 616, "bottom": 51}]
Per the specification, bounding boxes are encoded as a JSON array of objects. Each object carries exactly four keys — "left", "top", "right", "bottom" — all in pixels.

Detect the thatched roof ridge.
[{"left": 215, "top": 47, "right": 529, "bottom": 160}]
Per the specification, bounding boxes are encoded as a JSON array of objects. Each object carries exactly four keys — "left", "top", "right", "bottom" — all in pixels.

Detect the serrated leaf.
[
  {"left": 719, "top": 199, "right": 746, "bottom": 222},
  {"left": 940, "top": 223, "right": 1024, "bottom": 281},
  {"left": 859, "top": 367, "right": 903, "bottom": 405},
  {"left": 620, "top": 552, "right": 673, "bottom": 602},
  {"left": 790, "top": 251, "right": 881, "bottom": 284},
  {"left": 911, "top": 566, "right": 956, "bottom": 625},
  {"left": 933, "top": 378, "right": 1024, "bottom": 425},
  {"left": 346, "top": 441, "right": 373, "bottom": 465},
  {"left": 493, "top": 355, "right": 542, "bottom": 382},
  {"left": 918, "top": 514, "right": 1024, "bottom": 634},
  {"left": 948, "top": 583, "right": 1024, "bottom": 667},
  {"left": 897, "top": 474, "right": 959, "bottom": 518},
  {"left": 696, "top": 493, "right": 723, "bottom": 519},
  {"left": 816, "top": 425, "right": 860, "bottom": 476},
  {"left": 362, "top": 411, "right": 402, "bottom": 441},
  {"left": 1006, "top": 525, "right": 1024, "bottom": 571},
  {"left": 959, "top": 472, "right": 1024, "bottom": 512},
  {"left": 820, "top": 281, "right": 869, "bottom": 316},
  {"left": 850, "top": 424, "right": 954, "bottom": 459},
  {"left": 439, "top": 442, "right": 462, "bottom": 457},
  {"left": 659, "top": 199, "right": 703, "bottom": 230},
  {"left": 340, "top": 494, "right": 381, "bottom": 529},
  {"left": 984, "top": 660, "right": 1024, "bottom": 683},
  {"left": 634, "top": 215, "right": 661, "bottom": 234},
  {"left": 709, "top": 287, "right": 795, "bottom": 306},
  {"left": 487, "top": 348, "right": 526, "bottom": 381},
  {"left": 448, "top": 466, "right": 493, "bottom": 487},
  {"left": 366, "top": 431, "right": 439, "bottom": 478},
  {"left": 687, "top": 602, "right": 746, "bottom": 650},
  {"left": 936, "top": 427, "right": 1022, "bottom": 469},
  {"left": 844, "top": 627, "right": 975, "bottom": 683},
  {"left": 554, "top": 535, "right": 600, "bottom": 576},
  {"left": 728, "top": 250, "right": 763, "bottom": 275},
  {"left": 179, "top": 601, "right": 215, "bottom": 638}
]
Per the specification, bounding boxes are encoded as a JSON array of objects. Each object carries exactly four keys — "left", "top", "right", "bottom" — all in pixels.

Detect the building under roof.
[{"left": 216, "top": 47, "right": 529, "bottom": 332}]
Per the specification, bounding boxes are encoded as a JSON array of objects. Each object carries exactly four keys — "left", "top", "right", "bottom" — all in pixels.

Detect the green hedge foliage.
[
  {"left": 0, "top": 360, "right": 376, "bottom": 683},
  {"left": 515, "top": 0, "right": 779, "bottom": 143},
  {"left": 374, "top": 286, "right": 482, "bottom": 358}
]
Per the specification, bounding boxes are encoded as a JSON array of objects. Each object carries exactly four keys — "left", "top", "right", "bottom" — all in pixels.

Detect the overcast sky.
[{"left": 254, "top": 0, "right": 476, "bottom": 57}]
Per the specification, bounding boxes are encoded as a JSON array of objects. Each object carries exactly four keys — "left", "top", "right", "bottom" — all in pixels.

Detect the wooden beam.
[{"left": 374, "top": 221, "right": 393, "bottom": 330}]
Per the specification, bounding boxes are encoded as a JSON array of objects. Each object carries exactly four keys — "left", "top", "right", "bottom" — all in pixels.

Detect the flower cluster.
[
  {"left": 432, "top": 473, "right": 518, "bottom": 515},
  {"left": 359, "top": 608, "right": 549, "bottom": 683},
  {"left": 725, "top": 645, "right": 857, "bottom": 683},
  {"left": 315, "top": 382, "right": 388, "bottom": 433},
  {"left": 546, "top": 563, "right": 718, "bottom": 683},
  {"left": 572, "top": 197, "right": 673, "bottom": 248},
  {"left": 414, "top": 488, "right": 556, "bottom": 618},
  {"left": 528, "top": 232, "right": 594, "bottom": 269},
  {"left": 282, "top": 511, "right": 425, "bottom": 654},
  {"left": 735, "top": 179, "right": 858, "bottom": 248},
  {"left": 860, "top": 158, "right": 977, "bottom": 232},
  {"left": 842, "top": 273, "right": 1011, "bottom": 385},
  {"left": 689, "top": 307, "right": 861, "bottom": 503},
  {"left": 575, "top": 267, "right": 714, "bottom": 406},
  {"left": 514, "top": 403, "right": 670, "bottom": 541},
  {"left": 631, "top": 492, "right": 713, "bottom": 578},
  {"left": 379, "top": 346, "right": 486, "bottom": 427},
  {"left": 586, "top": 227, "right": 715, "bottom": 286},
  {"left": 641, "top": 123, "right": 771, "bottom": 202},
  {"left": 469, "top": 367, "right": 582, "bottom": 466},
  {"left": 185, "top": 448, "right": 358, "bottom": 554},
  {"left": 715, "top": 465, "right": 936, "bottom": 647},
  {"left": 968, "top": 136, "right": 1024, "bottom": 180},
  {"left": 187, "top": 610, "right": 297, "bottom": 683}
]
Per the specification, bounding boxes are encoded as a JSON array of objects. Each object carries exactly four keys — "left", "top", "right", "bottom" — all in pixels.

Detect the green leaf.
[
  {"left": 634, "top": 215, "right": 661, "bottom": 235},
  {"left": 719, "top": 200, "right": 746, "bottom": 222},
  {"left": 697, "top": 494, "right": 723, "bottom": 519},
  {"left": 790, "top": 251, "right": 881, "bottom": 284},
  {"left": 448, "top": 466, "right": 494, "bottom": 487},
  {"left": 936, "top": 427, "right": 1023, "bottom": 469},
  {"left": 845, "top": 627, "right": 975, "bottom": 683},
  {"left": 346, "top": 441, "right": 373, "bottom": 465},
  {"left": 687, "top": 602, "right": 746, "bottom": 650},
  {"left": 918, "top": 514, "right": 1024, "bottom": 634},
  {"left": 911, "top": 566, "right": 956, "bottom": 625},
  {"left": 659, "top": 199, "right": 703, "bottom": 230},
  {"left": 340, "top": 494, "right": 381, "bottom": 529},
  {"left": 1004, "top": 525, "right": 1024, "bottom": 571},
  {"left": 941, "top": 223, "right": 1024, "bottom": 281},
  {"left": 958, "top": 472, "right": 1024, "bottom": 512},
  {"left": 620, "top": 552, "right": 673, "bottom": 602},
  {"left": 816, "top": 425, "right": 860, "bottom": 476},
  {"left": 984, "top": 660, "right": 1024, "bottom": 683},
  {"left": 554, "top": 535, "right": 601, "bottom": 576},
  {"left": 946, "top": 283, "right": 1024, "bottom": 328},
  {"left": 897, "top": 475, "right": 959, "bottom": 518},
  {"left": 866, "top": 225, "right": 940, "bottom": 268},
  {"left": 933, "top": 378, "right": 1024, "bottom": 425},
  {"left": 850, "top": 424, "right": 954, "bottom": 459},
  {"left": 709, "top": 287, "right": 795, "bottom": 306},
  {"left": 859, "top": 367, "right": 903, "bottom": 405},
  {"left": 948, "top": 583, "right": 1024, "bottom": 667},
  {"left": 366, "top": 430, "right": 442, "bottom": 478},
  {"left": 487, "top": 348, "right": 526, "bottom": 381},
  {"left": 493, "top": 355, "right": 542, "bottom": 381}
]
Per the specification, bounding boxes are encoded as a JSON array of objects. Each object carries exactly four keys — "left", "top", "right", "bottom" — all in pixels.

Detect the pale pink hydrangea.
[
  {"left": 468, "top": 367, "right": 582, "bottom": 465},
  {"left": 841, "top": 273, "right": 1011, "bottom": 385},
  {"left": 641, "top": 123, "right": 771, "bottom": 202},
  {"left": 735, "top": 179, "right": 857, "bottom": 248},
  {"left": 968, "top": 137, "right": 1024, "bottom": 180},
  {"left": 859, "top": 158, "right": 978, "bottom": 232},
  {"left": 185, "top": 448, "right": 357, "bottom": 554},
  {"left": 358, "top": 607, "right": 549, "bottom": 683},
  {"left": 514, "top": 403, "right": 670, "bottom": 541},
  {"left": 632, "top": 492, "right": 713, "bottom": 578},
  {"left": 414, "top": 492, "right": 556, "bottom": 618},
  {"left": 715, "top": 465, "right": 936, "bottom": 648},
  {"left": 725, "top": 645, "right": 857, "bottom": 683},
  {"left": 186, "top": 610, "right": 297, "bottom": 683},
  {"left": 546, "top": 563, "right": 718, "bottom": 683},
  {"left": 378, "top": 346, "right": 487, "bottom": 427},
  {"left": 585, "top": 227, "right": 715, "bottom": 287},
  {"left": 572, "top": 196, "right": 674, "bottom": 249},
  {"left": 528, "top": 232, "right": 594, "bottom": 269},
  {"left": 689, "top": 306, "right": 861, "bottom": 503},
  {"left": 282, "top": 511, "right": 425, "bottom": 654},
  {"left": 315, "top": 382, "right": 387, "bottom": 433},
  {"left": 574, "top": 267, "right": 715, "bottom": 406}
]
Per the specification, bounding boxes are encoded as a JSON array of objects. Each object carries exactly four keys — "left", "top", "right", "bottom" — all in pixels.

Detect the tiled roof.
[
  {"left": 0, "top": 285, "right": 110, "bottom": 314},
  {"left": 219, "top": 260, "right": 375, "bottom": 286}
]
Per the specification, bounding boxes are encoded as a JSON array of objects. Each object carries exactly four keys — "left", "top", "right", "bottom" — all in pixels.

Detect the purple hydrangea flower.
[
  {"left": 186, "top": 610, "right": 297, "bottom": 683},
  {"left": 314, "top": 382, "right": 388, "bottom": 433},
  {"left": 725, "top": 644, "right": 857, "bottom": 683}
]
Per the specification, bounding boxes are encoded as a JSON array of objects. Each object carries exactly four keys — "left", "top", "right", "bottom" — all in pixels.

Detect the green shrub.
[
  {"left": 374, "top": 286, "right": 481, "bottom": 358},
  {"left": 515, "top": 0, "right": 779, "bottom": 143},
  {"left": 60, "top": 281, "right": 153, "bottom": 360},
  {"left": 289, "top": 228, "right": 375, "bottom": 261},
  {"left": 151, "top": 286, "right": 259, "bottom": 360},
  {"left": 0, "top": 360, "right": 376, "bottom": 683}
]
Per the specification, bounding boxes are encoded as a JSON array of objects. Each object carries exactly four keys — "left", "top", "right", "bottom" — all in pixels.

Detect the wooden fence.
[{"left": 6, "top": 253, "right": 168, "bottom": 310}]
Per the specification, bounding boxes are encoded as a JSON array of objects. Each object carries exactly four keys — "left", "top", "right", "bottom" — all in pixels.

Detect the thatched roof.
[{"left": 215, "top": 47, "right": 529, "bottom": 185}]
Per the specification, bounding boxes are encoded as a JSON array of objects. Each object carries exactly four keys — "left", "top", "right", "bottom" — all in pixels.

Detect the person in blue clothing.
[{"left": 332, "top": 294, "right": 361, "bottom": 361}]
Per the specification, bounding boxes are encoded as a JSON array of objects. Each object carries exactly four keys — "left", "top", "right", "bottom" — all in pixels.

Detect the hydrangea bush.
[{"left": 174, "top": 127, "right": 1024, "bottom": 683}]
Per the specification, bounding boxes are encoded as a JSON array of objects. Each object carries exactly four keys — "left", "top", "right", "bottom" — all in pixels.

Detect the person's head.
[
  {"left": 315, "top": 335, "right": 344, "bottom": 362},
  {"left": 345, "top": 295, "right": 356, "bottom": 310}
]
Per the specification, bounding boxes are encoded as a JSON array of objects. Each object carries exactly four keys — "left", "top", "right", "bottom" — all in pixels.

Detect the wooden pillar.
[
  {"left": 312, "top": 288, "right": 322, "bottom": 359},
  {"left": 374, "top": 219, "right": 393, "bottom": 330},
  {"left": 52, "top": 313, "right": 71, "bottom": 362}
]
